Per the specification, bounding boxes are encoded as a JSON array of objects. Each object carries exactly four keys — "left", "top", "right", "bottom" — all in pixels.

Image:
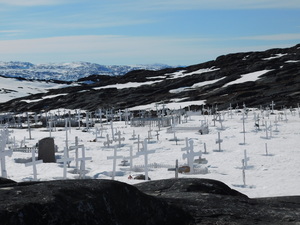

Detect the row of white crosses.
[{"left": 106, "top": 138, "right": 156, "bottom": 180}]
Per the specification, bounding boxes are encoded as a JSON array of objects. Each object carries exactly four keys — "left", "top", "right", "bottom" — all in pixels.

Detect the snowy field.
[{"left": 1, "top": 108, "right": 300, "bottom": 199}]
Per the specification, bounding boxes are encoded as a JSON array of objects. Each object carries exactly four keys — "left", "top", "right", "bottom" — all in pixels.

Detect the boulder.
[
  {"left": 0, "top": 179, "right": 191, "bottom": 225},
  {"left": 135, "top": 178, "right": 300, "bottom": 225}
]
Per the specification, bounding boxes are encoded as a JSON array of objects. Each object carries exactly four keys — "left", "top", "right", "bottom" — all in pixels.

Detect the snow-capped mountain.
[{"left": 0, "top": 61, "right": 171, "bottom": 81}]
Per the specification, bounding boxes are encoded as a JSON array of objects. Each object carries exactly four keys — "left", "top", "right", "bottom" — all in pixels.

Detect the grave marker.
[
  {"left": 38, "top": 137, "right": 56, "bottom": 163},
  {"left": 114, "top": 131, "right": 125, "bottom": 147},
  {"left": 77, "top": 146, "right": 92, "bottom": 179},
  {"left": 240, "top": 113, "right": 246, "bottom": 145},
  {"left": 57, "top": 147, "right": 74, "bottom": 179},
  {"left": 69, "top": 136, "right": 84, "bottom": 172},
  {"left": 270, "top": 101, "right": 275, "bottom": 114},
  {"left": 25, "top": 148, "right": 43, "bottom": 181},
  {"left": 136, "top": 139, "right": 155, "bottom": 180},
  {"left": 182, "top": 139, "right": 201, "bottom": 173},
  {"left": 242, "top": 159, "right": 246, "bottom": 186},
  {"left": 0, "top": 132, "right": 13, "bottom": 178},
  {"left": 107, "top": 146, "right": 123, "bottom": 180},
  {"left": 104, "top": 134, "right": 113, "bottom": 147},
  {"left": 243, "top": 149, "right": 250, "bottom": 169},
  {"left": 129, "top": 130, "right": 137, "bottom": 140},
  {"left": 215, "top": 132, "right": 223, "bottom": 152},
  {"left": 134, "top": 135, "right": 143, "bottom": 152},
  {"left": 167, "top": 159, "right": 179, "bottom": 179},
  {"left": 26, "top": 113, "right": 32, "bottom": 140}
]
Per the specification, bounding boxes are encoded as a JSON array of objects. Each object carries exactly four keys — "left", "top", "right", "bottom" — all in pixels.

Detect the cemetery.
[{"left": 0, "top": 104, "right": 299, "bottom": 200}]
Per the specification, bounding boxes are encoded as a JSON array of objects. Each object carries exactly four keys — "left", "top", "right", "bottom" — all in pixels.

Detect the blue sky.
[{"left": 0, "top": 0, "right": 300, "bottom": 66}]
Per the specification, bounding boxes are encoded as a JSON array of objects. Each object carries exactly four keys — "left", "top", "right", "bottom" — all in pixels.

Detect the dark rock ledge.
[{"left": 0, "top": 177, "right": 299, "bottom": 225}]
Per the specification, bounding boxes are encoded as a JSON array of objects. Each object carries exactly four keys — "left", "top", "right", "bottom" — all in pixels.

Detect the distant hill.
[
  {"left": 0, "top": 44, "right": 299, "bottom": 112},
  {"left": 0, "top": 61, "right": 172, "bottom": 81}
]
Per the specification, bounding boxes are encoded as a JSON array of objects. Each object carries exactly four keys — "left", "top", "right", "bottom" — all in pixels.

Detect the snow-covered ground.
[{"left": 1, "top": 108, "right": 300, "bottom": 199}]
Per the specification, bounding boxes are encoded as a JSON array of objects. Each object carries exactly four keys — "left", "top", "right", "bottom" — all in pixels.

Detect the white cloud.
[
  {"left": 237, "top": 33, "right": 300, "bottom": 41},
  {"left": 0, "top": 34, "right": 298, "bottom": 65},
  {"left": 116, "top": 0, "right": 300, "bottom": 11},
  {"left": 0, "top": 0, "right": 73, "bottom": 6},
  {"left": 0, "top": 35, "right": 208, "bottom": 64}
]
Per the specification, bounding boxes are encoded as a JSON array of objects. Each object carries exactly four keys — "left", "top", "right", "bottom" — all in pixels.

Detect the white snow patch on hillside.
[
  {"left": 0, "top": 77, "right": 69, "bottom": 103},
  {"left": 223, "top": 70, "right": 272, "bottom": 87},
  {"left": 285, "top": 60, "right": 300, "bottom": 63},
  {"left": 169, "top": 77, "right": 226, "bottom": 94},
  {"left": 21, "top": 93, "right": 68, "bottom": 103},
  {"left": 263, "top": 53, "right": 287, "bottom": 60},
  {"left": 93, "top": 80, "right": 163, "bottom": 90},
  {"left": 167, "top": 68, "right": 220, "bottom": 79}
]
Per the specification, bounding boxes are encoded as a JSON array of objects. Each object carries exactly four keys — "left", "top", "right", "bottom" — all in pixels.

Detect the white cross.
[
  {"left": 182, "top": 139, "right": 201, "bottom": 173},
  {"left": 25, "top": 148, "right": 43, "bottom": 181},
  {"left": 270, "top": 101, "right": 275, "bottom": 113},
  {"left": 110, "top": 120, "right": 115, "bottom": 140},
  {"left": 0, "top": 149, "right": 12, "bottom": 178},
  {"left": 136, "top": 139, "right": 155, "bottom": 180},
  {"left": 104, "top": 134, "right": 113, "bottom": 147},
  {"left": 124, "top": 146, "right": 138, "bottom": 172},
  {"left": 129, "top": 130, "right": 137, "bottom": 140},
  {"left": 215, "top": 132, "right": 223, "bottom": 152},
  {"left": 69, "top": 136, "right": 84, "bottom": 171},
  {"left": 134, "top": 134, "right": 143, "bottom": 152},
  {"left": 243, "top": 149, "right": 250, "bottom": 169},
  {"left": 107, "top": 146, "right": 123, "bottom": 180},
  {"left": 96, "top": 108, "right": 104, "bottom": 123},
  {"left": 77, "top": 146, "right": 92, "bottom": 179},
  {"left": 114, "top": 131, "right": 125, "bottom": 147},
  {"left": 57, "top": 147, "right": 74, "bottom": 179}
]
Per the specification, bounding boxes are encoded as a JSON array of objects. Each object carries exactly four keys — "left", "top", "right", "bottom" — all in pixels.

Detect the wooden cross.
[
  {"left": 270, "top": 101, "right": 275, "bottom": 114},
  {"left": 103, "top": 134, "right": 113, "bottom": 147},
  {"left": 57, "top": 147, "right": 74, "bottom": 179},
  {"left": 215, "top": 132, "right": 223, "bottom": 152},
  {"left": 134, "top": 134, "right": 143, "bottom": 152},
  {"left": 242, "top": 159, "right": 246, "bottom": 186},
  {"left": 167, "top": 159, "right": 179, "bottom": 179},
  {"left": 25, "top": 148, "right": 43, "bottom": 181},
  {"left": 136, "top": 139, "right": 155, "bottom": 180},
  {"left": 77, "top": 146, "right": 92, "bottom": 179},
  {"left": 124, "top": 146, "right": 138, "bottom": 172},
  {"left": 182, "top": 139, "right": 201, "bottom": 173},
  {"left": 0, "top": 149, "right": 12, "bottom": 178},
  {"left": 107, "top": 146, "right": 123, "bottom": 180},
  {"left": 129, "top": 130, "right": 137, "bottom": 140},
  {"left": 114, "top": 131, "right": 125, "bottom": 147},
  {"left": 69, "top": 136, "right": 84, "bottom": 171},
  {"left": 181, "top": 137, "right": 193, "bottom": 164},
  {"left": 147, "top": 129, "right": 153, "bottom": 142},
  {"left": 243, "top": 149, "right": 250, "bottom": 169},
  {"left": 0, "top": 128, "right": 13, "bottom": 178}
]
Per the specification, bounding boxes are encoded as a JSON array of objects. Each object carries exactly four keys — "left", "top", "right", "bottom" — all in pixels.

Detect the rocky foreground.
[{"left": 0, "top": 178, "right": 299, "bottom": 225}]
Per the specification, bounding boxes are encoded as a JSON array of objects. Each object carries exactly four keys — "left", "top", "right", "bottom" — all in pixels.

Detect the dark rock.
[
  {"left": 0, "top": 178, "right": 299, "bottom": 225},
  {"left": 135, "top": 178, "right": 300, "bottom": 225},
  {"left": 0, "top": 177, "right": 16, "bottom": 185},
  {"left": 133, "top": 174, "right": 151, "bottom": 180},
  {"left": 0, "top": 179, "right": 191, "bottom": 225}
]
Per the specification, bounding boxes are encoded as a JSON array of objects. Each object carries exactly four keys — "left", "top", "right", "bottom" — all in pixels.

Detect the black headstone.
[{"left": 38, "top": 137, "right": 56, "bottom": 163}]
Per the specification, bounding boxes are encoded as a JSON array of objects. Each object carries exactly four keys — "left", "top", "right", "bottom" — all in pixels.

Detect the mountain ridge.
[
  {"left": 0, "top": 44, "right": 299, "bottom": 112},
  {"left": 0, "top": 61, "right": 172, "bottom": 81}
]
